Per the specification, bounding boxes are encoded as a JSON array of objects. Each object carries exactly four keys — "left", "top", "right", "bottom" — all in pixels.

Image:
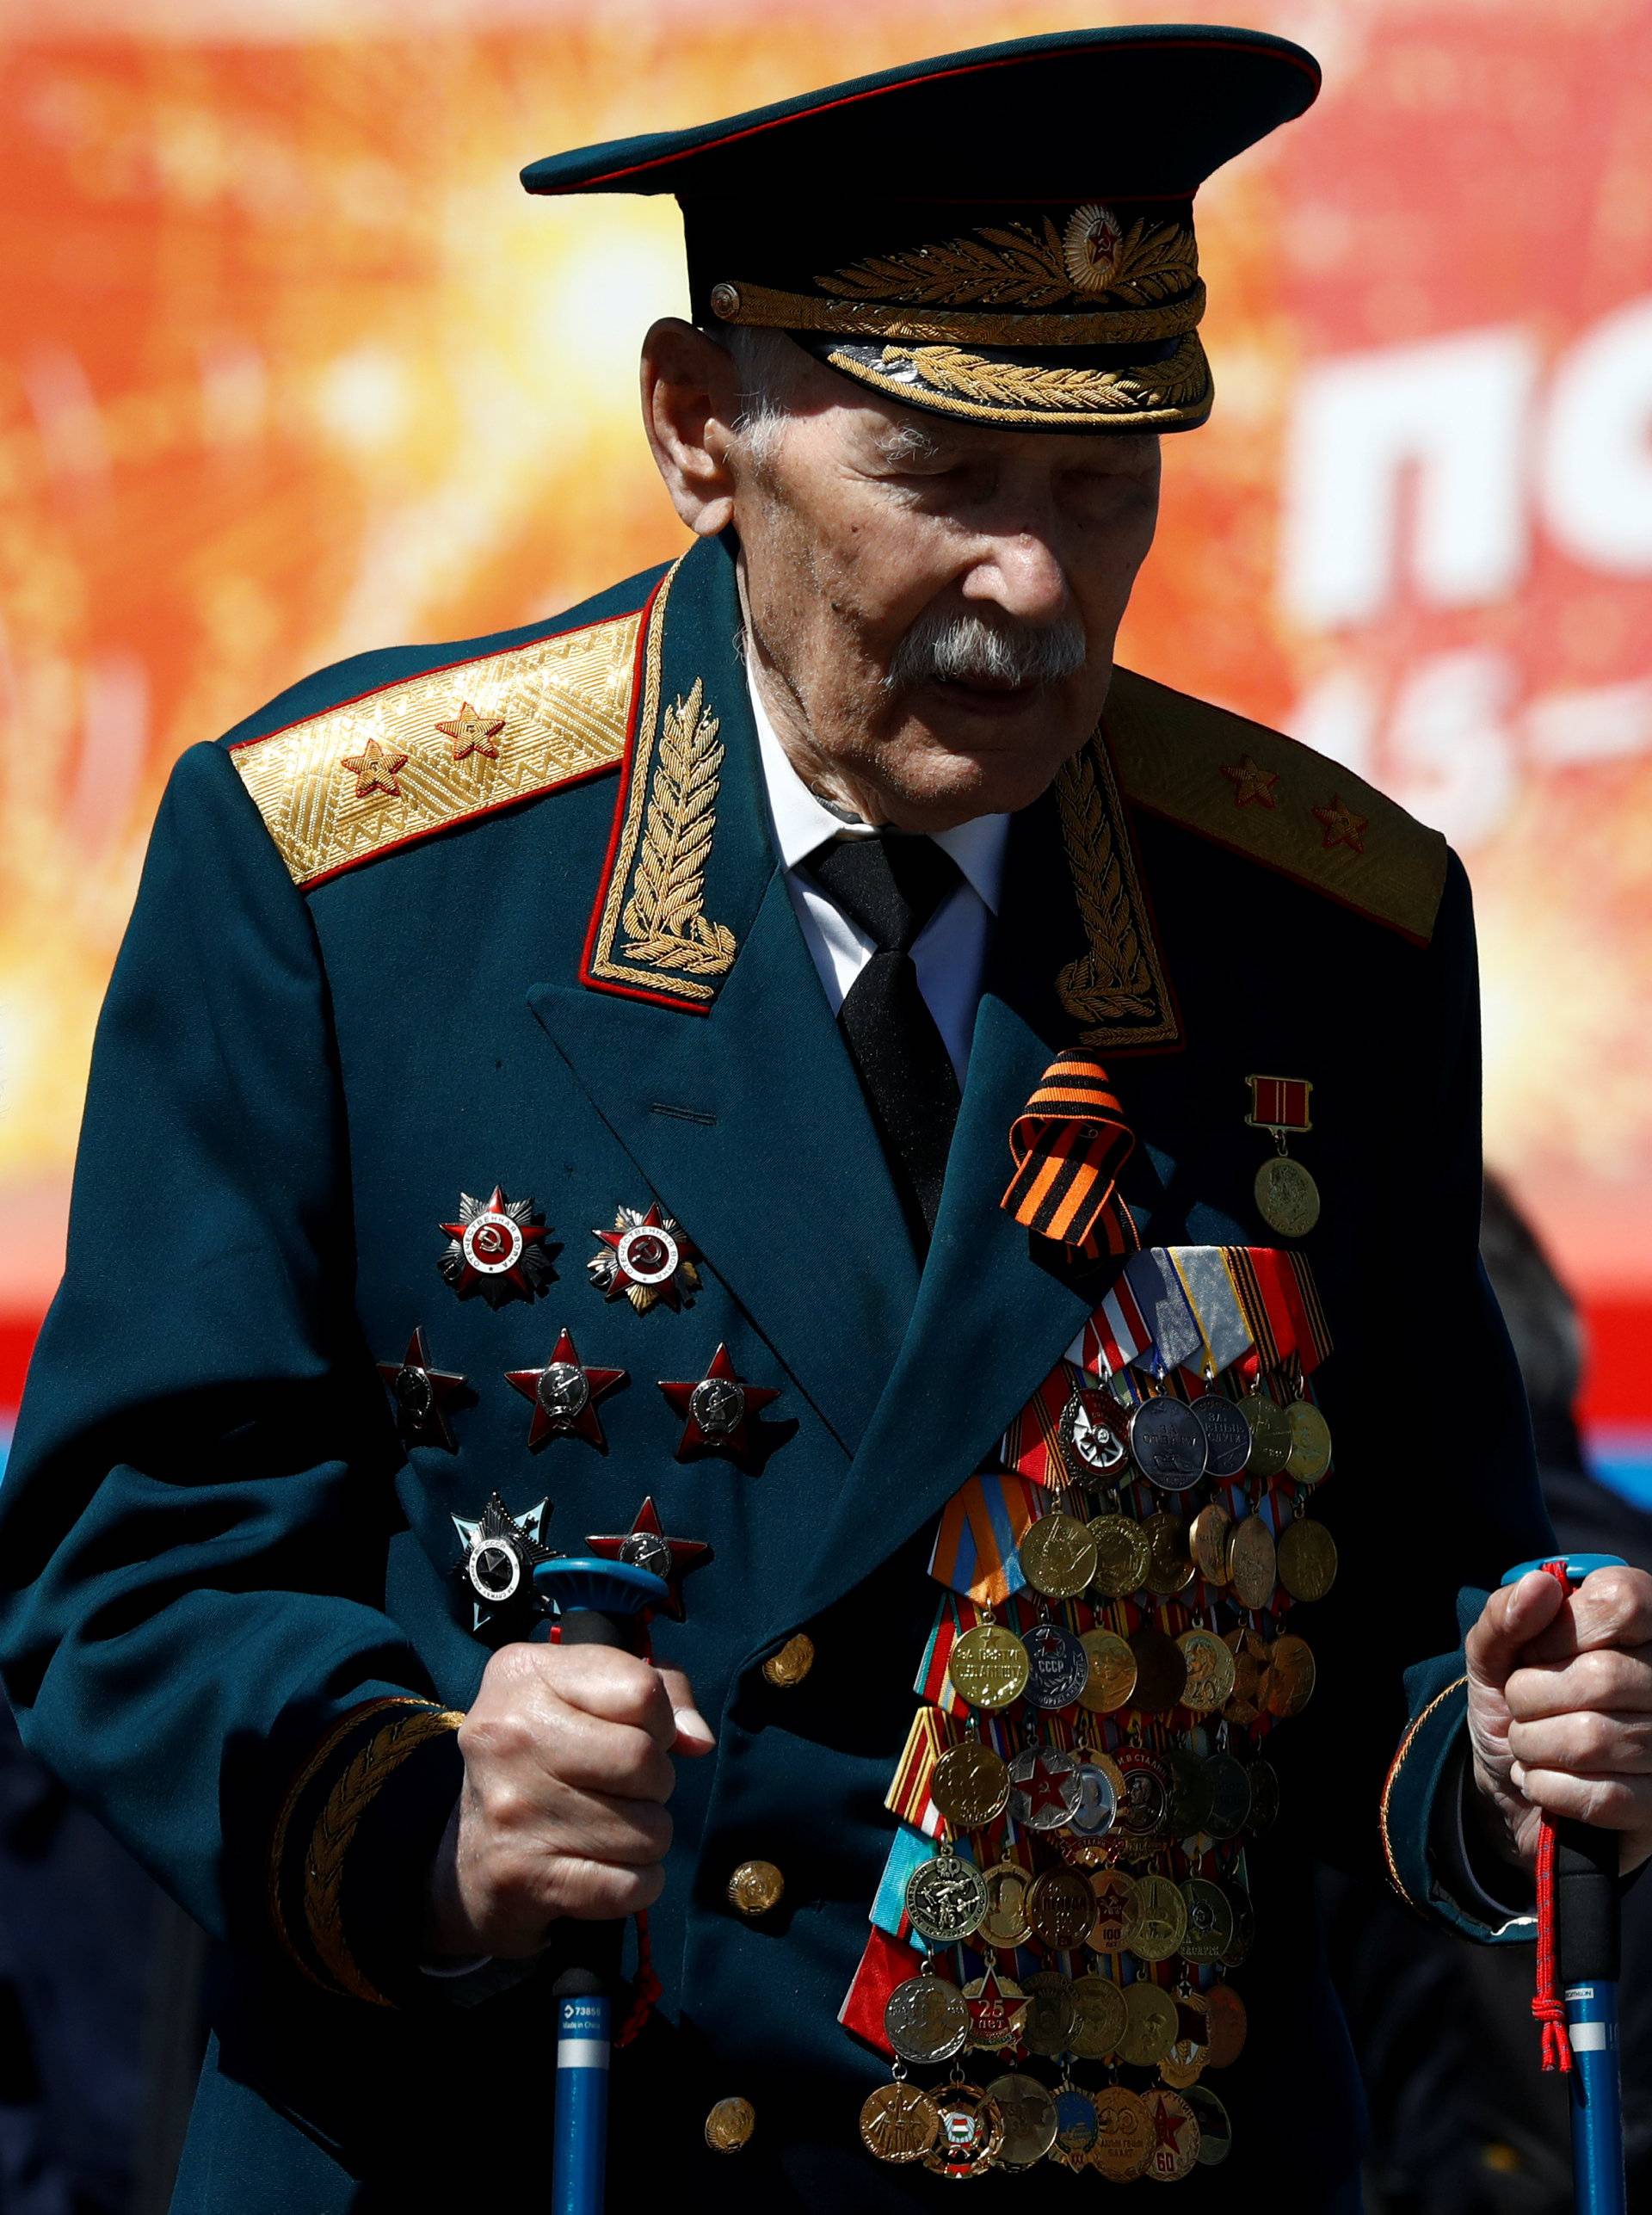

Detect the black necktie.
[{"left": 805, "top": 831, "right": 965, "bottom": 1249}]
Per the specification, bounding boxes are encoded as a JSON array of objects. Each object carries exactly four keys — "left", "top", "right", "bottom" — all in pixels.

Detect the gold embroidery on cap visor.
[{"left": 709, "top": 205, "right": 1210, "bottom": 430}]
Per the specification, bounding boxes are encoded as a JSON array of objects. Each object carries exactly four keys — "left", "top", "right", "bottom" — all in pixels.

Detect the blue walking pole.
[
  {"left": 533, "top": 1556, "right": 669, "bottom": 2215},
  {"left": 1501, "top": 1553, "right": 1628, "bottom": 2215}
]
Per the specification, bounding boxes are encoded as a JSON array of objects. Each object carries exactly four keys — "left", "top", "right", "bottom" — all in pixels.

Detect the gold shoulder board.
[
  {"left": 230, "top": 605, "right": 644, "bottom": 890},
  {"left": 1104, "top": 666, "right": 1449, "bottom": 947}
]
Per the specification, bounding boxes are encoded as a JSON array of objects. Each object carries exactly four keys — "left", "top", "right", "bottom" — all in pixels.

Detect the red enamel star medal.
[
  {"left": 376, "top": 1326, "right": 466, "bottom": 1451},
  {"left": 588, "top": 1203, "right": 700, "bottom": 1314},
  {"left": 658, "top": 1344, "right": 780, "bottom": 1468},
  {"left": 504, "top": 1328, "right": 626, "bottom": 1450},
  {"left": 963, "top": 1965, "right": 1028, "bottom": 2051},
  {"left": 584, "top": 1496, "right": 712, "bottom": 1624},
  {"left": 438, "top": 1185, "right": 553, "bottom": 1308}
]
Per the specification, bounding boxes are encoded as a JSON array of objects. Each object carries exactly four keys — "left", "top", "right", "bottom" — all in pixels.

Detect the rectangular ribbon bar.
[
  {"left": 1168, "top": 1246, "right": 1254, "bottom": 1376},
  {"left": 1122, "top": 1249, "right": 1205, "bottom": 1373},
  {"left": 1246, "top": 1075, "right": 1313, "bottom": 1131}
]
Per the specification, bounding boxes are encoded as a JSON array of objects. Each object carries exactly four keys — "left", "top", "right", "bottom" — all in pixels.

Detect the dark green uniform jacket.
[{"left": 0, "top": 531, "right": 1550, "bottom": 2209}]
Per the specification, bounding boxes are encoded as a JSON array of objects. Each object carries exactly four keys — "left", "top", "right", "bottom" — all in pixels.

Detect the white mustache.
[{"left": 886, "top": 608, "right": 1088, "bottom": 692}]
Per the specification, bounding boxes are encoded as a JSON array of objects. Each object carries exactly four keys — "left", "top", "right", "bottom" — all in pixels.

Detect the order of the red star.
[
  {"left": 583, "top": 1496, "right": 712, "bottom": 1623},
  {"left": 504, "top": 1326, "right": 626, "bottom": 1450},
  {"left": 657, "top": 1342, "right": 779, "bottom": 1467},
  {"left": 375, "top": 1325, "right": 466, "bottom": 1451}
]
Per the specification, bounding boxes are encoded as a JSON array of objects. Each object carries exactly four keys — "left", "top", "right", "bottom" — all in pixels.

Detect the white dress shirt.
[{"left": 746, "top": 665, "right": 1011, "bottom": 1084}]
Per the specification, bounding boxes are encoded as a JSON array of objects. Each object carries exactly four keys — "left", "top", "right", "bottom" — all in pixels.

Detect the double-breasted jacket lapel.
[{"left": 527, "top": 534, "right": 919, "bottom": 1457}]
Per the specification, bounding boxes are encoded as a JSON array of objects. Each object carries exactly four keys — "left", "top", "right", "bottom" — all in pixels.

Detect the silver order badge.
[
  {"left": 689, "top": 1374, "right": 746, "bottom": 1441},
  {"left": 903, "top": 1850, "right": 989, "bottom": 1947},
  {"left": 1022, "top": 1620, "right": 1090, "bottom": 1711},
  {"left": 1059, "top": 1385, "right": 1129, "bottom": 1480},
  {"left": 535, "top": 1360, "right": 590, "bottom": 1422}
]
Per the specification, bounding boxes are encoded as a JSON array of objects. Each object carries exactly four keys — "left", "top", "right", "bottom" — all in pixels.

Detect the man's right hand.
[{"left": 426, "top": 1641, "right": 715, "bottom": 1959}]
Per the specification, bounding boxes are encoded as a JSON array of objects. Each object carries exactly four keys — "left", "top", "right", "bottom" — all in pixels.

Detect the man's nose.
[{"left": 959, "top": 527, "right": 1072, "bottom": 628}]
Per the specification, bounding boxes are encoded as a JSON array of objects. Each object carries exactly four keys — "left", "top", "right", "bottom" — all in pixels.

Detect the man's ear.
[{"left": 640, "top": 318, "right": 742, "bottom": 537}]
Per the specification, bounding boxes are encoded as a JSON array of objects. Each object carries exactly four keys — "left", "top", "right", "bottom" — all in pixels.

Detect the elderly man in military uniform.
[{"left": 4, "top": 25, "right": 1651, "bottom": 2213}]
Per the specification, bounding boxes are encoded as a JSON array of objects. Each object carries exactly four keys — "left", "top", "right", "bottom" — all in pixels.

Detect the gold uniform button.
[
  {"left": 705, "top": 2096, "right": 755, "bottom": 2153},
  {"left": 762, "top": 1632, "right": 815, "bottom": 1687},
  {"left": 727, "top": 1859, "right": 786, "bottom": 1916}
]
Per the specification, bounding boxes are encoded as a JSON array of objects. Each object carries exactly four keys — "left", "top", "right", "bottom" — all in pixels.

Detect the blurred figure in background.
[{"left": 1324, "top": 1172, "right": 1652, "bottom": 2215}]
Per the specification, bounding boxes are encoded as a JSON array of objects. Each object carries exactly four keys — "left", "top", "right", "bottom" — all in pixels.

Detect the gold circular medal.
[
  {"left": 1117, "top": 1977, "right": 1179, "bottom": 2064},
  {"left": 1277, "top": 1515, "right": 1338, "bottom": 1602},
  {"left": 922, "top": 2083, "right": 1005, "bottom": 2180},
  {"left": 1026, "top": 1865, "right": 1096, "bottom": 1952},
  {"left": 1091, "top": 2084, "right": 1155, "bottom": 2181},
  {"left": 1142, "top": 2088, "right": 1201, "bottom": 2181},
  {"left": 1222, "top": 1626, "right": 1270, "bottom": 1725},
  {"left": 1190, "top": 1501, "right": 1232, "bottom": 1586},
  {"left": 983, "top": 2071, "right": 1058, "bottom": 2169},
  {"left": 1113, "top": 1749, "right": 1172, "bottom": 1857},
  {"left": 1262, "top": 1631, "right": 1316, "bottom": 1718},
  {"left": 1088, "top": 1867, "right": 1137, "bottom": 1955},
  {"left": 1122, "top": 1873, "right": 1187, "bottom": 1965},
  {"left": 1127, "top": 1621, "right": 1188, "bottom": 1712},
  {"left": 949, "top": 1622, "right": 1031, "bottom": 1712},
  {"left": 961, "top": 1971, "right": 1027, "bottom": 2051},
  {"left": 859, "top": 2080, "right": 940, "bottom": 2164},
  {"left": 1088, "top": 1512, "right": 1151, "bottom": 1600},
  {"left": 1019, "top": 1971, "right": 1076, "bottom": 2058},
  {"left": 1284, "top": 1397, "right": 1334, "bottom": 1484},
  {"left": 1241, "top": 1391, "right": 1293, "bottom": 1478},
  {"left": 1176, "top": 1627, "right": 1238, "bottom": 1715},
  {"left": 1018, "top": 1510, "right": 1099, "bottom": 1601},
  {"left": 1180, "top": 1877, "right": 1235, "bottom": 1965},
  {"left": 1254, "top": 1153, "right": 1321, "bottom": 1237},
  {"left": 977, "top": 1860, "right": 1034, "bottom": 1950},
  {"left": 1068, "top": 1971, "right": 1127, "bottom": 2058},
  {"left": 1226, "top": 1512, "right": 1278, "bottom": 1612},
  {"left": 704, "top": 2095, "right": 755, "bottom": 2153},
  {"left": 1078, "top": 1627, "right": 1137, "bottom": 1712},
  {"left": 930, "top": 1737, "right": 1012, "bottom": 1830},
  {"left": 1141, "top": 1510, "right": 1196, "bottom": 1597},
  {"left": 1204, "top": 1981, "right": 1248, "bottom": 2068}
]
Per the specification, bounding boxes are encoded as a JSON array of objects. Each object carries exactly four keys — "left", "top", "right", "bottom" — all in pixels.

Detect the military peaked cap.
[{"left": 522, "top": 23, "right": 1320, "bottom": 432}]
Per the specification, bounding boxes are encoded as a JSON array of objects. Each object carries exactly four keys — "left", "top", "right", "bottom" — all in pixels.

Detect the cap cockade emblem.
[{"left": 822, "top": 207, "right": 1197, "bottom": 312}]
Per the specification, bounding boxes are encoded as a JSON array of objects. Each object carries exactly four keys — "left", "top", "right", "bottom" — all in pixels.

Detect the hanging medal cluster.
[{"left": 844, "top": 1243, "right": 1336, "bottom": 2183}]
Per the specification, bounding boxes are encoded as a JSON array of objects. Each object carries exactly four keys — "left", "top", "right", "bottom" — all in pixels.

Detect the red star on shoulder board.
[
  {"left": 435, "top": 700, "right": 506, "bottom": 762},
  {"left": 584, "top": 1496, "right": 712, "bottom": 1624},
  {"left": 1312, "top": 793, "right": 1368, "bottom": 853},
  {"left": 504, "top": 1327, "right": 626, "bottom": 1450},
  {"left": 438, "top": 1185, "right": 553, "bottom": 1308},
  {"left": 1219, "top": 754, "right": 1279, "bottom": 809},
  {"left": 375, "top": 1326, "right": 466, "bottom": 1451},
  {"left": 340, "top": 737, "right": 407, "bottom": 799},
  {"left": 658, "top": 1343, "right": 780, "bottom": 1468}
]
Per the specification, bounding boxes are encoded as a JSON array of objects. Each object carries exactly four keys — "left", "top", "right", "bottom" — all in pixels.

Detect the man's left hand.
[{"left": 1465, "top": 1564, "right": 1652, "bottom": 1876}]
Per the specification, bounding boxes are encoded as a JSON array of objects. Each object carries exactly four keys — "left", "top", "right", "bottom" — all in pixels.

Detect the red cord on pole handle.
[{"left": 1532, "top": 1557, "right": 1573, "bottom": 2074}]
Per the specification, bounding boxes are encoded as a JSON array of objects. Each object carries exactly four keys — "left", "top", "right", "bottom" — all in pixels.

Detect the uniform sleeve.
[
  {"left": 1275, "top": 850, "right": 1556, "bottom": 1939},
  {"left": 0, "top": 742, "right": 464, "bottom": 2009}
]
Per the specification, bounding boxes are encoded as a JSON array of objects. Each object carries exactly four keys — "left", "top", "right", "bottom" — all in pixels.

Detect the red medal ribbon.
[{"left": 1002, "top": 1054, "right": 1137, "bottom": 1259}]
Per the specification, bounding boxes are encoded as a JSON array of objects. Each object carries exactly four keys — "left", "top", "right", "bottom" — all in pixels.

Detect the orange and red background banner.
[{"left": 3, "top": 0, "right": 1649, "bottom": 1484}]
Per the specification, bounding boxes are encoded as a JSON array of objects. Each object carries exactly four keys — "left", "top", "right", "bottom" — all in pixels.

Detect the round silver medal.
[
  {"left": 1008, "top": 1743, "right": 1083, "bottom": 1831},
  {"left": 903, "top": 1852, "right": 989, "bottom": 1947},
  {"left": 1022, "top": 1620, "right": 1090, "bottom": 1711},
  {"left": 1128, "top": 1397, "right": 1208, "bottom": 1490},
  {"left": 885, "top": 1973, "right": 971, "bottom": 2066},
  {"left": 1188, "top": 1391, "right": 1252, "bottom": 1479}
]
